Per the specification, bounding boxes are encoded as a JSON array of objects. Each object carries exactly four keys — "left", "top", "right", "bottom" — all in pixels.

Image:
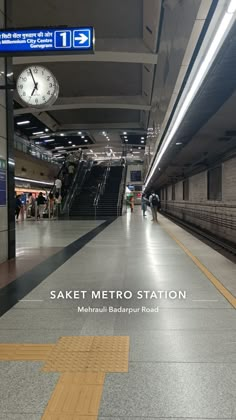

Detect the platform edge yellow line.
[{"left": 161, "top": 224, "right": 236, "bottom": 309}]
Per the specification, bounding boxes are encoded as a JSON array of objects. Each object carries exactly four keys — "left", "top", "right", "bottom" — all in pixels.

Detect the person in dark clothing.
[
  {"left": 15, "top": 195, "right": 22, "bottom": 221},
  {"left": 37, "top": 192, "right": 46, "bottom": 219}
]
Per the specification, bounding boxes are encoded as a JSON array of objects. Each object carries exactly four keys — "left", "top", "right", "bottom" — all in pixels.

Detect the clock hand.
[
  {"left": 31, "top": 82, "right": 38, "bottom": 97},
  {"left": 29, "top": 69, "right": 37, "bottom": 87}
]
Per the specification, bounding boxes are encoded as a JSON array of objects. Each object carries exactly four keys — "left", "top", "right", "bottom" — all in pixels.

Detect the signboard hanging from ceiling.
[{"left": 0, "top": 27, "right": 95, "bottom": 56}]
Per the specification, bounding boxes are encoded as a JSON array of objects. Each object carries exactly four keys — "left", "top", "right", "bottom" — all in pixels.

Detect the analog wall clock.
[{"left": 16, "top": 65, "right": 59, "bottom": 108}]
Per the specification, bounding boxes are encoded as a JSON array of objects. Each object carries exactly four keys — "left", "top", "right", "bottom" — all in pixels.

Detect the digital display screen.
[{"left": 130, "top": 170, "right": 142, "bottom": 182}]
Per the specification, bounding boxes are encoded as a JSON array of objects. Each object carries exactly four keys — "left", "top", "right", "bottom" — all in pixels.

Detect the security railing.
[{"left": 14, "top": 134, "right": 59, "bottom": 164}]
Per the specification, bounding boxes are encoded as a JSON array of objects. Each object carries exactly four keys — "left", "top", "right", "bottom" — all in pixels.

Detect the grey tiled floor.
[{"left": 0, "top": 212, "right": 235, "bottom": 419}]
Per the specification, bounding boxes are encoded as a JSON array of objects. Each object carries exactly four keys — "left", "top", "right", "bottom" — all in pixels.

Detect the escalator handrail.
[
  {"left": 93, "top": 165, "right": 110, "bottom": 207},
  {"left": 61, "top": 159, "right": 93, "bottom": 214},
  {"left": 117, "top": 164, "right": 127, "bottom": 216}
]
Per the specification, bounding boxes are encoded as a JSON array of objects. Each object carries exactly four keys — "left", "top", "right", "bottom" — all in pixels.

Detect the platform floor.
[{"left": 0, "top": 209, "right": 235, "bottom": 419}]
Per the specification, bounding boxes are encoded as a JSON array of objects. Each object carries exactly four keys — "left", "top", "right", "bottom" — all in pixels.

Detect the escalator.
[{"left": 69, "top": 164, "right": 105, "bottom": 217}]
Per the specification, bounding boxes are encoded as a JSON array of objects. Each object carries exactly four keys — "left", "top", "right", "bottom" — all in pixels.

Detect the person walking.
[
  {"left": 149, "top": 191, "right": 160, "bottom": 222},
  {"left": 130, "top": 195, "right": 134, "bottom": 213},
  {"left": 141, "top": 193, "right": 148, "bottom": 216}
]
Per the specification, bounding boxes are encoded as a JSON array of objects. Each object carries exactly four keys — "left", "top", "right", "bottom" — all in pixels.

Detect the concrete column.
[{"left": 0, "top": 0, "right": 15, "bottom": 263}]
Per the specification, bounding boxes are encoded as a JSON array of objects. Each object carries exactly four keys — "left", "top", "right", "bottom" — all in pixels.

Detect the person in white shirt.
[
  {"left": 55, "top": 178, "right": 62, "bottom": 195},
  {"left": 149, "top": 191, "right": 160, "bottom": 222}
]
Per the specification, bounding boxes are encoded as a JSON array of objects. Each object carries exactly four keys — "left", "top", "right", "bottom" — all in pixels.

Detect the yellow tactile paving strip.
[
  {"left": 42, "top": 376, "right": 104, "bottom": 418},
  {"left": 0, "top": 336, "right": 129, "bottom": 420},
  {"left": 0, "top": 344, "right": 54, "bottom": 360},
  {"left": 42, "top": 336, "right": 129, "bottom": 373}
]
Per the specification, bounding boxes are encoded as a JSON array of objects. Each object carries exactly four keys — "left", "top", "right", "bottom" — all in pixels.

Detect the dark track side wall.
[{"left": 160, "top": 156, "right": 236, "bottom": 245}]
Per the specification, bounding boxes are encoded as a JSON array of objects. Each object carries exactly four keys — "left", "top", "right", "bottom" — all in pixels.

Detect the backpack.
[{"left": 152, "top": 194, "right": 159, "bottom": 206}]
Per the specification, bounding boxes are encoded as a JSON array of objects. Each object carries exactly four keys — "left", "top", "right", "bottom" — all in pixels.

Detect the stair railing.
[{"left": 117, "top": 164, "right": 127, "bottom": 216}]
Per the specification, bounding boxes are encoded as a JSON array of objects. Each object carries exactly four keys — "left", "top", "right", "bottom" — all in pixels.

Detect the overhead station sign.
[{"left": 0, "top": 27, "right": 94, "bottom": 56}]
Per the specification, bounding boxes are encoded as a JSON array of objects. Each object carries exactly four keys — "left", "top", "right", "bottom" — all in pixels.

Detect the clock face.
[{"left": 16, "top": 65, "right": 59, "bottom": 108}]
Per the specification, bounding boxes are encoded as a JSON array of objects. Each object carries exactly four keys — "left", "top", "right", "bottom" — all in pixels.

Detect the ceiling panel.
[
  {"left": 49, "top": 109, "right": 140, "bottom": 124},
  {"left": 11, "top": 0, "right": 143, "bottom": 38},
  {"left": 13, "top": 62, "right": 142, "bottom": 97}
]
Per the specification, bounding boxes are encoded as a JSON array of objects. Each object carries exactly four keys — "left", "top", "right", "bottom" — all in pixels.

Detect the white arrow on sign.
[{"left": 74, "top": 33, "right": 88, "bottom": 44}]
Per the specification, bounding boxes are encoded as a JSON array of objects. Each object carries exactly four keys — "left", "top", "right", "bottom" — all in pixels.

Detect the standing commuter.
[
  {"left": 55, "top": 177, "right": 62, "bottom": 196},
  {"left": 37, "top": 192, "right": 46, "bottom": 219},
  {"left": 149, "top": 191, "right": 160, "bottom": 222},
  {"left": 28, "top": 192, "right": 35, "bottom": 217},
  {"left": 141, "top": 193, "right": 148, "bottom": 217},
  {"left": 68, "top": 163, "right": 75, "bottom": 184},
  {"left": 15, "top": 195, "right": 22, "bottom": 221}
]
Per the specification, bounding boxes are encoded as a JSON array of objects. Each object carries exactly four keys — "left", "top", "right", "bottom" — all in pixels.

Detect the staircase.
[
  {"left": 95, "top": 166, "right": 123, "bottom": 216},
  {"left": 69, "top": 165, "right": 105, "bottom": 217}
]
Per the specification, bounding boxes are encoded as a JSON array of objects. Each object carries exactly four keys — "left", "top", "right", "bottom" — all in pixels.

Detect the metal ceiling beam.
[
  {"left": 60, "top": 123, "right": 143, "bottom": 130},
  {"left": 13, "top": 52, "right": 157, "bottom": 65},
  {"left": 14, "top": 96, "right": 151, "bottom": 115},
  {"left": 13, "top": 39, "right": 157, "bottom": 65}
]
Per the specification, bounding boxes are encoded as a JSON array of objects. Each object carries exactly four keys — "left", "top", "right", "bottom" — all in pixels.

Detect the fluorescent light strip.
[
  {"left": 15, "top": 177, "right": 53, "bottom": 186},
  {"left": 145, "top": 3, "right": 235, "bottom": 188},
  {"left": 17, "top": 121, "right": 30, "bottom": 125},
  {"left": 32, "top": 131, "right": 44, "bottom": 135},
  {"left": 44, "top": 139, "right": 55, "bottom": 143}
]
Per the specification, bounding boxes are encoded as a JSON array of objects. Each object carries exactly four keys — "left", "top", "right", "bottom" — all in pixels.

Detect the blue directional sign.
[{"left": 0, "top": 27, "right": 94, "bottom": 56}]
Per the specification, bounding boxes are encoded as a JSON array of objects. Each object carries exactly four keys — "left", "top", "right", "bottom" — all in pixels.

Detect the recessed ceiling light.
[
  {"left": 125, "top": 139, "right": 128, "bottom": 142},
  {"left": 81, "top": 136, "right": 85, "bottom": 139},
  {"left": 68, "top": 141, "right": 72, "bottom": 144},
  {"left": 17, "top": 120, "right": 30, "bottom": 125},
  {"left": 84, "top": 139, "right": 88, "bottom": 143},
  {"left": 141, "top": 140, "right": 144, "bottom": 143},
  {"left": 72, "top": 145, "right": 76, "bottom": 147},
  {"left": 45, "top": 128, "right": 49, "bottom": 132},
  {"left": 32, "top": 131, "right": 44, "bottom": 135},
  {"left": 138, "top": 147, "right": 141, "bottom": 149},
  {"left": 123, "top": 132, "right": 127, "bottom": 135},
  {"left": 141, "top": 137, "right": 145, "bottom": 140},
  {"left": 60, "top": 133, "right": 65, "bottom": 137},
  {"left": 78, "top": 132, "right": 82, "bottom": 135}
]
